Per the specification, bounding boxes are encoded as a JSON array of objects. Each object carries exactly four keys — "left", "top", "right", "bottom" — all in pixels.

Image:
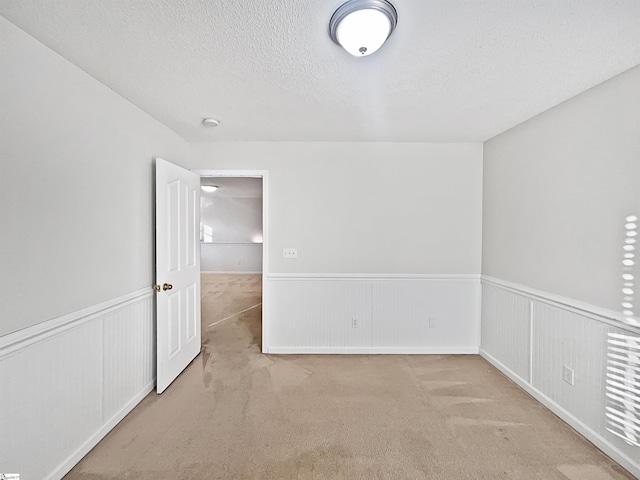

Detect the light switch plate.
[{"left": 283, "top": 248, "right": 297, "bottom": 259}]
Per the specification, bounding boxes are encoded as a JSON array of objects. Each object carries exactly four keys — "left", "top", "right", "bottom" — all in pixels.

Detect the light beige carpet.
[{"left": 64, "top": 273, "right": 633, "bottom": 479}]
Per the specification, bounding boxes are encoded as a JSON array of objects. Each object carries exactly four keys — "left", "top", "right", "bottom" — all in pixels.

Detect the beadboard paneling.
[
  {"left": 0, "top": 319, "right": 103, "bottom": 480},
  {"left": 0, "top": 289, "right": 155, "bottom": 480},
  {"left": 531, "top": 302, "right": 608, "bottom": 433},
  {"left": 480, "top": 277, "right": 640, "bottom": 478},
  {"left": 103, "top": 297, "right": 155, "bottom": 422},
  {"left": 481, "top": 283, "right": 531, "bottom": 381},
  {"left": 269, "top": 279, "right": 372, "bottom": 350},
  {"left": 372, "top": 280, "right": 479, "bottom": 349},
  {"left": 604, "top": 326, "right": 640, "bottom": 462},
  {"left": 267, "top": 275, "right": 480, "bottom": 354}
]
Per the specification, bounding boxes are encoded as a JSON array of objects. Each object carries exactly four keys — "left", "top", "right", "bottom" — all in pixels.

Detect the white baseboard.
[
  {"left": 48, "top": 381, "right": 154, "bottom": 480},
  {"left": 268, "top": 346, "right": 480, "bottom": 355},
  {"left": 480, "top": 349, "right": 639, "bottom": 479}
]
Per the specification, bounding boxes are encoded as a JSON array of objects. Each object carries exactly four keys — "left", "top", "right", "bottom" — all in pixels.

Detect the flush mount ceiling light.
[
  {"left": 201, "top": 185, "right": 218, "bottom": 193},
  {"left": 329, "top": 0, "right": 398, "bottom": 57}
]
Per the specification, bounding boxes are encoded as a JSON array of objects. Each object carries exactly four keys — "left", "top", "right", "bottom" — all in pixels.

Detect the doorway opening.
[{"left": 195, "top": 170, "right": 269, "bottom": 354}]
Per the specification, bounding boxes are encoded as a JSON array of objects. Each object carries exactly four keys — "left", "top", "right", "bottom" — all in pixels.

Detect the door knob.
[{"left": 162, "top": 283, "right": 173, "bottom": 291}]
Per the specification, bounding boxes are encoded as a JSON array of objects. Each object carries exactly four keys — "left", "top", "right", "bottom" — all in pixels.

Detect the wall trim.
[
  {"left": 202, "top": 271, "right": 262, "bottom": 275},
  {"left": 268, "top": 273, "right": 481, "bottom": 281},
  {"left": 0, "top": 287, "right": 154, "bottom": 359},
  {"left": 481, "top": 275, "right": 640, "bottom": 334},
  {"left": 47, "top": 381, "right": 154, "bottom": 480},
  {"left": 480, "top": 349, "right": 640, "bottom": 479},
  {"left": 201, "top": 242, "right": 263, "bottom": 246},
  {"left": 268, "top": 347, "right": 480, "bottom": 355}
]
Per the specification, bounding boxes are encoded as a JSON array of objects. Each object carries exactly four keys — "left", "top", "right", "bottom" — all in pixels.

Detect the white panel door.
[{"left": 155, "top": 158, "right": 201, "bottom": 393}]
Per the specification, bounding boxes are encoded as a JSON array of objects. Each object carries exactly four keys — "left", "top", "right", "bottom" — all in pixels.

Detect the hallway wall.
[{"left": 200, "top": 187, "right": 263, "bottom": 273}]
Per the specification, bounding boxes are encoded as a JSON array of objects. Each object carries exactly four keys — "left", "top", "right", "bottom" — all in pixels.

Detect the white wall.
[
  {"left": 481, "top": 65, "right": 640, "bottom": 477},
  {"left": 200, "top": 192, "right": 263, "bottom": 272},
  {"left": 483, "top": 64, "right": 640, "bottom": 313},
  {"left": 201, "top": 195, "right": 262, "bottom": 243},
  {"left": 190, "top": 142, "right": 483, "bottom": 274},
  {"left": 190, "top": 142, "right": 483, "bottom": 354},
  {"left": 0, "top": 16, "right": 191, "bottom": 337},
  {"left": 0, "top": 17, "right": 188, "bottom": 479},
  {"left": 200, "top": 244, "right": 262, "bottom": 272}
]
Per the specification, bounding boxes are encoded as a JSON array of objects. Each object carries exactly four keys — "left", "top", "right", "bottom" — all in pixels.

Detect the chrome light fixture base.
[{"left": 329, "top": 0, "right": 398, "bottom": 57}]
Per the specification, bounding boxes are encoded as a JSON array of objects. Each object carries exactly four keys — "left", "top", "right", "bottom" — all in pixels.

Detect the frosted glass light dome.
[{"left": 329, "top": 0, "right": 398, "bottom": 57}]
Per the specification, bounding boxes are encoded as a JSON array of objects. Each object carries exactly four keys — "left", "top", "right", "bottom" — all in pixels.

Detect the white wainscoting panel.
[
  {"left": 0, "top": 289, "right": 155, "bottom": 480},
  {"left": 531, "top": 302, "right": 608, "bottom": 435},
  {"left": 605, "top": 325, "right": 640, "bottom": 462},
  {"left": 481, "top": 283, "right": 531, "bottom": 382},
  {"left": 372, "top": 280, "right": 479, "bottom": 350},
  {"left": 480, "top": 276, "right": 640, "bottom": 478},
  {"left": 267, "top": 274, "right": 480, "bottom": 354},
  {"left": 103, "top": 298, "right": 155, "bottom": 422},
  {"left": 268, "top": 279, "right": 373, "bottom": 351},
  {"left": 0, "top": 319, "right": 103, "bottom": 480}
]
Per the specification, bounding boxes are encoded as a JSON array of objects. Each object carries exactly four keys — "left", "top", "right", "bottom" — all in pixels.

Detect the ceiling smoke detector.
[
  {"left": 329, "top": 0, "right": 398, "bottom": 57},
  {"left": 202, "top": 118, "right": 220, "bottom": 127}
]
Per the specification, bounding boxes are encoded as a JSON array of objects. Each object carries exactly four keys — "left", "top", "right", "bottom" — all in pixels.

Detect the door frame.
[{"left": 192, "top": 169, "right": 270, "bottom": 353}]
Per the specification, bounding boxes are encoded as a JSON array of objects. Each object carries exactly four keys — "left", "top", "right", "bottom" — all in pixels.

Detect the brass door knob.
[{"left": 162, "top": 283, "right": 173, "bottom": 291}]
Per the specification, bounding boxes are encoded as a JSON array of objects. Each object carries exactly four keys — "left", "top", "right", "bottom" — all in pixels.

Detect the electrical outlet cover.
[{"left": 562, "top": 365, "right": 575, "bottom": 386}]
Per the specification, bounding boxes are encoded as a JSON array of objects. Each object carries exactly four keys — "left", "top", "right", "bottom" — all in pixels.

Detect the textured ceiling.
[{"left": 2, "top": 1, "right": 640, "bottom": 142}]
